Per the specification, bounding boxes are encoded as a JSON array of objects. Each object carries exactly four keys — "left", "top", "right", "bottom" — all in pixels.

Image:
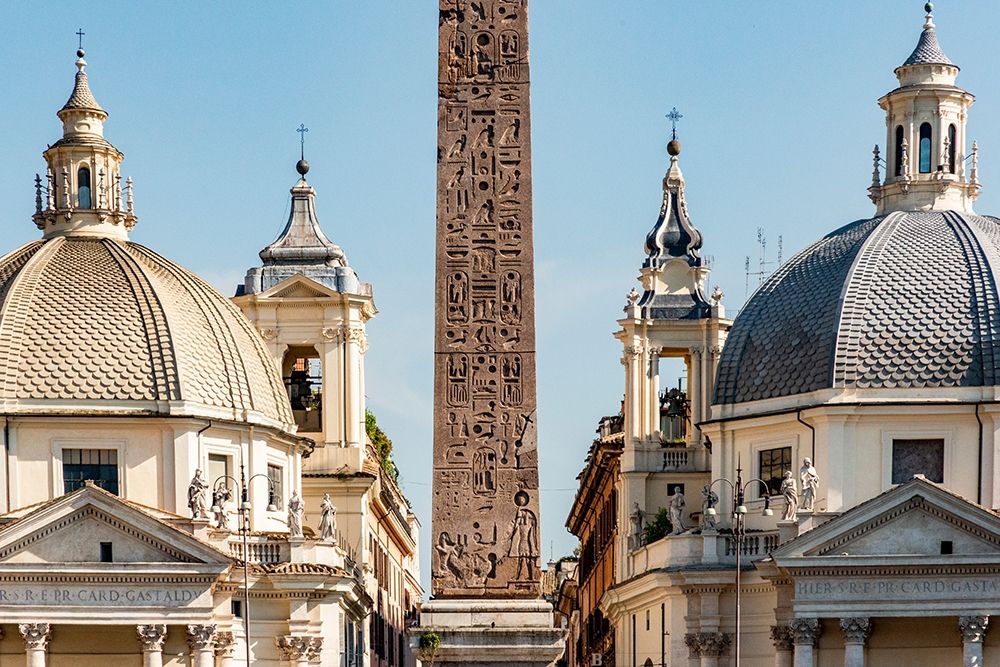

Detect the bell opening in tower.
[{"left": 282, "top": 346, "right": 322, "bottom": 433}]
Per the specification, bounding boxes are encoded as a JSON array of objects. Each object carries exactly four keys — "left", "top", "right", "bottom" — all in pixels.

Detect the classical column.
[
  {"left": 790, "top": 617, "right": 820, "bottom": 667},
  {"left": 213, "top": 631, "right": 235, "bottom": 667},
  {"left": 688, "top": 347, "right": 702, "bottom": 441},
  {"left": 959, "top": 616, "right": 989, "bottom": 667},
  {"left": 277, "top": 635, "right": 312, "bottom": 667},
  {"left": 186, "top": 624, "right": 216, "bottom": 667},
  {"left": 839, "top": 617, "right": 871, "bottom": 667},
  {"left": 648, "top": 345, "right": 660, "bottom": 438},
  {"left": 19, "top": 623, "right": 51, "bottom": 667},
  {"left": 770, "top": 625, "right": 794, "bottom": 667},
  {"left": 136, "top": 625, "right": 167, "bottom": 667}
]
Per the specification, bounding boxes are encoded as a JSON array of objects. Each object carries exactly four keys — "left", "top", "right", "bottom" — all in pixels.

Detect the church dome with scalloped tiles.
[
  {"left": 714, "top": 212, "right": 1000, "bottom": 405},
  {"left": 714, "top": 7, "right": 993, "bottom": 407},
  {"left": 0, "top": 237, "right": 294, "bottom": 427}
]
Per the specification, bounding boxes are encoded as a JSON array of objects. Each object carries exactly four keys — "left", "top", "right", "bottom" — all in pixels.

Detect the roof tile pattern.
[
  {"left": 901, "top": 26, "right": 954, "bottom": 67},
  {"left": 61, "top": 70, "right": 105, "bottom": 114},
  {"left": 714, "top": 216, "right": 884, "bottom": 404},
  {"left": 0, "top": 238, "right": 292, "bottom": 425},
  {"left": 715, "top": 212, "right": 1000, "bottom": 404}
]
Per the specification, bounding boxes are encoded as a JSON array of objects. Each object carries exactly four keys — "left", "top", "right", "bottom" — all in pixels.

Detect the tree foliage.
[
  {"left": 643, "top": 507, "right": 673, "bottom": 545},
  {"left": 365, "top": 409, "right": 399, "bottom": 481}
]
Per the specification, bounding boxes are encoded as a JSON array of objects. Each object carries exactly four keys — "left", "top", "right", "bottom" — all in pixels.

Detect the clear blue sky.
[{"left": 3, "top": 2, "right": 1000, "bottom": 596}]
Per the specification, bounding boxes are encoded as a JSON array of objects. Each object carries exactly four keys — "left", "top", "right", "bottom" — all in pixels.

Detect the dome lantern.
[
  {"left": 871, "top": 4, "right": 979, "bottom": 215},
  {"left": 33, "top": 46, "right": 137, "bottom": 240}
]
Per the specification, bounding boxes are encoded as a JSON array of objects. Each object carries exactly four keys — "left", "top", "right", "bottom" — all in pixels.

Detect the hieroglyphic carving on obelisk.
[{"left": 433, "top": 0, "right": 540, "bottom": 598}]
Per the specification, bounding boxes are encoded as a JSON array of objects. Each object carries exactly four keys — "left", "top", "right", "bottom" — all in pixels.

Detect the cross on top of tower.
[
  {"left": 295, "top": 124, "right": 310, "bottom": 177},
  {"left": 666, "top": 107, "right": 683, "bottom": 141},
  {"left": 296, "top": 124, "right": 309, "bottom": 160},
  {"left": 76, "top": 29, "right": 85, "bottom": 51}
]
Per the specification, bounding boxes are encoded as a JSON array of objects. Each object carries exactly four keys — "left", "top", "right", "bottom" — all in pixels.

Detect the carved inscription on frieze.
[{"left": 434, "top": 0, "right": 540, "bottom": 598}]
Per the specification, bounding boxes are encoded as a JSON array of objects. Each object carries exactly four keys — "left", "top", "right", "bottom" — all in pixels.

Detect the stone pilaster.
[
  {"left": 959, "top": 616, "right": 989, "bottom": 667},
  {"left": 277, "top": 635, "right": 312, "bottom": 667},
  {"left": 790, "top": 617, "right": 820, "bottom": 667},
  {"left": 186, "top": 624, "right": 216, "bottom": 667},
  {"left": 137, "top": 625, "right": 167, "bottom": 667},
  {"left": 770, "top": 625, "right": 794, "bottom": 667},
  {"left": 214, "top": 631, "right": 236, "bottom": 667},
  {"left": 839, "top": 617, "right": 871, "bottom": 667},
  {"left": 19, "top": 623, "right": 51, "bottom": 667}
]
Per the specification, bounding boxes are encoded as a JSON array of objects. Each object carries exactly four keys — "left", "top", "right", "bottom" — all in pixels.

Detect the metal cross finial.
[
  {"left": 666, "top": 107, "right": 683, "bottom": 141},
  {"left": 76, "top": 29, "right": 85, "bottom": 50},
  {"left": 296, "top": 124, "right": 309, "bottom": 160}
]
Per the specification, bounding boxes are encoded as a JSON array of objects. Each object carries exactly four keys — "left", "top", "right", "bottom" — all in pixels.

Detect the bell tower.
[
  {"left": 871, "top": 2, "right": 980, "bottom": 214},
  {"left": 33, "top": 48, "right": 137, "bottom": 239}
]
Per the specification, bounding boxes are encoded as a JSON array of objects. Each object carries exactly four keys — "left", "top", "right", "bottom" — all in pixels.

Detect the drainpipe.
[
  {"left": 975, "top": 402, "right": 984, "bottom": 505},
  {"left": 796, "top": 410, "right": 816, "bottom": 462}
]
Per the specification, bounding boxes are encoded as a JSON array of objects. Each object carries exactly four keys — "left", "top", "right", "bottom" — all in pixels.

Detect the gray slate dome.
[
  {"left": 0, "top": 237, "right": 294, "bottom": 427},
  {"left": 714, "top": 211, "right": 1000, "bottom": 404}
]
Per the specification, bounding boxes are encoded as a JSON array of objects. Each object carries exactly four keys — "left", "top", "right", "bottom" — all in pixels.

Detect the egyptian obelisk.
[{"left": 413, "top": 1, "right": 563, "bottom": 664}]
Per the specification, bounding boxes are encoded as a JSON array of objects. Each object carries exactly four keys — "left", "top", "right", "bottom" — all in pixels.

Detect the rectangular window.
[
  {"left": 231, "top": 599, "right": 243, "bottom": 618},
  {"left": 99, "top": 542, "right": 113, "bottom": 563},
  {"left": 758, "top": 446, "right": 792, "bottom": 495},
  {"left": 268, "top": 464, "right": 283, "bottom": 510},
  {"left": 892, "top": 439, "right": 944, "bottom": 484},
  {"left": 208, "top": 454, "right": 229, "bottom": 490},
  {"left": 63, "top": 449, "right": 119, "bottom": 494}
]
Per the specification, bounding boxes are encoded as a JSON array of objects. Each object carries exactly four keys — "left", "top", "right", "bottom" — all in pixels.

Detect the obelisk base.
[{"left": 410, "top": 599, "right": 565, "bottom": 667}]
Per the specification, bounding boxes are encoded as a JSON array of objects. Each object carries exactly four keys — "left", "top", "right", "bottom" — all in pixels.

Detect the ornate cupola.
[
  {"left": 870, "top": 3, "right": 980, "bottom": 214},
  {"left": 633, "top": 130, "right": 712, "bottom": 320},
  {"left": 242, "top": 158, "right": 368, "bottom": 296},
  {"left": 33, "top": 49, "right": 136, "bottom": 239}
]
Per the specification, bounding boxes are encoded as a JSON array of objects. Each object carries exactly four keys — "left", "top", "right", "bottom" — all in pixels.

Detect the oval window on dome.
[
  {"left": 77, "top": 166, "right": 92, "bottom": 209},
  {"left": 919, "top": 123, "right": 933, "bottom": 174},
  {"left": 894, "top": 125, "right": 904, "bottom": 176}
]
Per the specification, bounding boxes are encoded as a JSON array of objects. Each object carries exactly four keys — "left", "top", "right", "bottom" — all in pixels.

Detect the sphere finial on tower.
[{"left": 295, "top": 123, "right": 310, "bottom": 177}]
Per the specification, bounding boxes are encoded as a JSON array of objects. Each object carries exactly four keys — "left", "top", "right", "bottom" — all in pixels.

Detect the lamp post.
[
  {"left": 704, "top": 461, "right": 773, "bottom": 667},
  {"left": 212, "top": 463, "right": 278, "bottom": 667}
]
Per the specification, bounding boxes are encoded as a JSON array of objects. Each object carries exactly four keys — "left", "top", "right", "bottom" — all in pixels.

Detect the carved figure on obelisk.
[{"left": 433, "top": 0, "right": 541, "bottom": 598}]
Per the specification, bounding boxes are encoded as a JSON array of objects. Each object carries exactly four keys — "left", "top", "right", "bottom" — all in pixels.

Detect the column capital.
[
  {"left": 277, "top": 635, "right": 312, "bottom": 660},
  {"left": 684, "top": 631, "right": 730, "bottom": 658},
  {"left": 770, "top": 624, "right": 794, "bottom": 651},
  {"left": 186, "top": 624, "right": 217, "bottom": 651},
  {"left": 137, "top": 624, "right": 167, "bottom": 651},
  {"left": 789, "top": 617, "right": 821, "bottom": 646},
  {"left": 959, "top": 615, "right": 990, "bottom": 643},
  {"left": 306, "top": 637, "right": 324, "bottom": 660},
  {"left": 839, "top": 617, "right": 872, "bottom": 644},
  {"left": 19, "top": 623, "right": 51, "bottom": 651},
  {"left": 214, "top": 631, "right": 236, "bottom": 657}
]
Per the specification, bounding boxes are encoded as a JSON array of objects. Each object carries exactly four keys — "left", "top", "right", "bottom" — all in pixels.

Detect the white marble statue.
[
  {"left": 800, "top": 458, "right": 819, "bottom": 512},
  {"left": 319, "top": 493, "right": 337, "bottom": 542},
  {"left": 212, "top": 485, "right": 232, "bottom": 530},
  {"left": 780, "top": 471, "right": 798, "bottom": 521},
  {"left": 701, "top": 485, "right": 719, "bottom": 530},
  {"left": 187, "top": 469, "right": 209, "bottom": 519},
  {"left": 669, "top": 490, "right": 685, "bottom": 535},
  {"left": 288, "top": 490, "right": 304, "bottom": 538}
]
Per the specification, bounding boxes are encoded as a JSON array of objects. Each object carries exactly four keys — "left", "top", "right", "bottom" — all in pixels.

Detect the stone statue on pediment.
[
  {"left": 780, "top": 471, "right": 798, "bottom": 521},
  {"left": 187, "top": 469, "right": 209, "bottom": 519},
  {"left": 800, "top": 459, "right": 819, "bottom": 512}
]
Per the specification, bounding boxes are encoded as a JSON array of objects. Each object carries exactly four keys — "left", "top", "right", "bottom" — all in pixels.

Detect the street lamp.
[
  {"left": 212, "top": 463, "right": 278, "bottom": 667},
  {"left": 704, "top": 461, "right": 773, "bottom": 667}
]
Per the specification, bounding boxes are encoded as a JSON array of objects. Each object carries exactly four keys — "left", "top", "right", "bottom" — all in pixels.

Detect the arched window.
[
  {"left": 894, "top": 125, "right": 904, "bottom": 176},
  {"left": 919, "top": 123, "right": 933, "bottom": 174},
  {"left": 77, "top": 167, "right": 92, "bottom": 209},
  {"left": 948, "top": 123, "right": 957, "bottom": 173}
]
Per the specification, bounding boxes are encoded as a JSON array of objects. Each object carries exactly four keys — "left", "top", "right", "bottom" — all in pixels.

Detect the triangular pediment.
[
  {"left": 0, "top": 485, "right": 231, "bottom": 566},
  {"left": 771, "top": 477, "right": 1000, "bottom": 562},
  {"left": 259, "top": 274, "right": 339, "bottom": 300}
]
